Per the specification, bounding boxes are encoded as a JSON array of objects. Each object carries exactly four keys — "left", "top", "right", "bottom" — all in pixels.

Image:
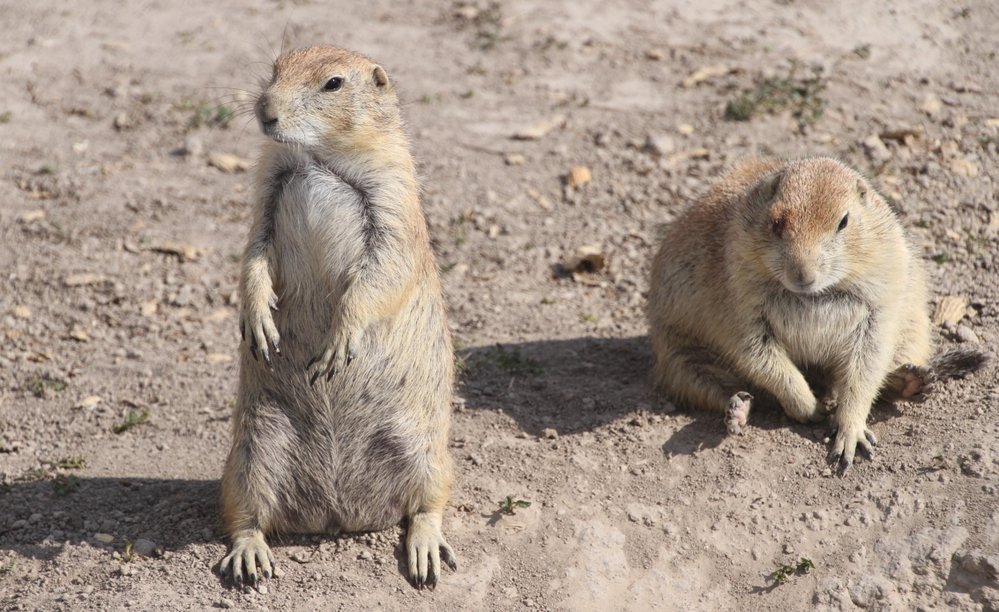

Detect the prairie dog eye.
[
  {"left": 772, "top": 217, "right": 786, "bottom": 238},
  {"left": 323, "top": 77, "right": 344, "bottom": 91},
  {"left": 838, "top": 213, "right": 849, "bottom": 232}
]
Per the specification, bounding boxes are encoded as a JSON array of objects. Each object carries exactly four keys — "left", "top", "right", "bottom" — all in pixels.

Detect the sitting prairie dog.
[
  {"left": 220, "top": 45, "right": 456, "bottom": 589},
  {"left": 648, "top": 158, "right": 986, "bottom": 470}
]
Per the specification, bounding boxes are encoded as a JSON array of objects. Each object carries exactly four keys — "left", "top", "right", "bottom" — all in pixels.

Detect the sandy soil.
[{"left": 1, "top": 0, "right": 998, "bottom": 610}]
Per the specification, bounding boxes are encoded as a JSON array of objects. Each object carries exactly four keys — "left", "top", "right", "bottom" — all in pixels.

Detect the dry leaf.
[
  {"left": 18, "top": 210, "right": 46, "bottom": 223},
  {"left": 682, "top": 64, "right": 730, "bottom": 88},
  {"left": 64, "top": 273, "right": 106, "bottom": 287},
  {"left": 149, "top": 241, "right": 201, "bottom": 262},
  {"left": 932, "top": 296, "right": 967, "bottom": 326},
  {"left": 76, "top": 396, "right": 102, "bottom": 410},
  {"left": 208, "top": 152, "right": 251, "bottom": 173},
  {"left": 512, "top": 115, "right": 566, "bottom": 140}
]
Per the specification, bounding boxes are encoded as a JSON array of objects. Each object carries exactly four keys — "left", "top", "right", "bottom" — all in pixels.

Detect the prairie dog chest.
[
  {"left": 270, "top": 164, "right": 368, "bottom": 291},
  {"left": 763, "top": 289, "right": 870, "bottom": 363}
]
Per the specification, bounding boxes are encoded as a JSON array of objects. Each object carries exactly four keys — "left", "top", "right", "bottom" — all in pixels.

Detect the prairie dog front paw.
[
  {"left": 306, "top": 324, "right": 364, "bottom": 385},
  {"left": 240, "top": 290, "right": 280, "bottom": 366}
]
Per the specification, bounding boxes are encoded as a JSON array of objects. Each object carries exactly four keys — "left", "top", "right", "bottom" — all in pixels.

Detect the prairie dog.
[
  {"left": 648, "top": 158, "right": 985, "bottom": 470},
  {"left": 220, "top": 45, "right": 456, "bottom": 589}
]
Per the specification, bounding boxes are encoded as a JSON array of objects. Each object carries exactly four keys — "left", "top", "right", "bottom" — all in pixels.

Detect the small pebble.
[
  {"left": 131, "top": 538, "right": 157, "bottom": 557},
  {"left": 955, "top": 324, "right": 979, "bottom": 343}
]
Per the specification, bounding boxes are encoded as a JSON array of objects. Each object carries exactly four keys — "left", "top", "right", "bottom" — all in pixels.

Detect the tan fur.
[
  {"left": 220, "top": 45, "right": 456, "bottom": 588},
  {"left": 648, "top": 158, "right": 934, "bottom": 468}
]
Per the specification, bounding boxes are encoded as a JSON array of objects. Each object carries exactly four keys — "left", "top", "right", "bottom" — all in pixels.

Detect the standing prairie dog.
[
  {"left": 648, "top": 158, "right": 986, "bottom": 470},
  {"left": 220, "top": 45, "right": 456, "bottom": 589}
]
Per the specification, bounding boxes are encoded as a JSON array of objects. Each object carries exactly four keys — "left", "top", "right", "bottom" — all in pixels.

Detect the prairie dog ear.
[
  {"left": 755, "top": 170, "right": 783, "bottom": 203},
  {"left": 372, "top": 65, "right": 389, "bottom": 87},
  {"left": 856, "top": 179, "right": 869, "bottom": 202}
]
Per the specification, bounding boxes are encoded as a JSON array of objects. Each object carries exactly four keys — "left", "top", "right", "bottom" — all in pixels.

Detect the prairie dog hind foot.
[
  {"left": 827, "top": 418, "right": 877, "bottom": 473},
  {"left": 725, "top": 392, "right": 753, "bottom": 435},
  {"left": 220, "top": 529, "right": 274, "bottom": 588},
  {"left": 407, "top": 511, "right": 458, "bottom": 590}
]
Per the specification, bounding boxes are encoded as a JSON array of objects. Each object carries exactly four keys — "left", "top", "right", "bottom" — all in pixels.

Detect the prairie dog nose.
[{"left": 256, "top": 94, "right": 278, "bottom": 126}]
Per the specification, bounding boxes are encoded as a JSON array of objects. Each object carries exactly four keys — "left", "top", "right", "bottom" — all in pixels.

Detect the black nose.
[{"left": 261, "top": 117, "right": 278, "bottom": 130}]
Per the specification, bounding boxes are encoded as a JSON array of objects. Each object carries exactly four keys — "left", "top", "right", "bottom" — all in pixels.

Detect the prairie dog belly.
[
  {"left": 271, "top": 164, "right": 367, "bottom": 306},
  {"left": 764, "top": 289, "right": 870, "bottom": 366}
]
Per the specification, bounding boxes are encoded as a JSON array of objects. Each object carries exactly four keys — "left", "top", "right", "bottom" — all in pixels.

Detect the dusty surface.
[{"left": 1, "top": 0, "right": 998, "bottom": 610}]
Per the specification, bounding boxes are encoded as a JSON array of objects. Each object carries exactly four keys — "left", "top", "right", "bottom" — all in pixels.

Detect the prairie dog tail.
[{"left": 930, "top": 348, "right": 990, "bottom": 380}]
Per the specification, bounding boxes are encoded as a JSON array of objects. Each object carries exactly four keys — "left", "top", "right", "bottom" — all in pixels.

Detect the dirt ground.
[{"left": 1, "top": 0, "right": 998, "bottom": 610}]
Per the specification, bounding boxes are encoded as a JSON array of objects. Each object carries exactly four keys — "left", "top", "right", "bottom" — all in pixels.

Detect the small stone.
[
  {"left": 94, "top": 533, "right": 114, "bottom": 544},
  {"left": 542, "top": 428, "right": 558, "bottom": 440},
  {"left": 677, "top": 123, "right": 694, "bottom": 136},
  {"left": 181, "top": 134, "right": 204, "bottom": 158},
  {"left": 29, "top": 512, "right": 42, "bottom": 523},
  {"left": 291, "top": 551, "right": 312, "bottom": 564},
  {"left": 76, "top": 396, "right": 102, "bottom": 410},
  {"left": 206, "top": 353, "right": 232, "bottom": 363},
  {"left": 920, "top": 93, "right": 943, "bottom": 116},
  {"left": 256, "top": 584, "right": 268, "bottom": 594},
  {"left": 955, "top": 325, "right": 979, "bottom": 344},
  {"left": 13, "top": 306, "right": 31, "bottom": 319},
  {"left": 69, "top": 329, "right": 90, "bottom": 342},
  {"left": 644, "top": 48, "right": 664, "bottom": 61},
  {"left": 564, "top": 166, "right": 591, "bottom": 188},
  {"left": 100, "top": 519, "right": 116, "bottom": 532},
  {"left": 358, "top": 550, "right": 372, "bottom": 561},
  {"left": 218, "top": 598, "right": 235, "bottom": 609},
  {"left": 131, "top": 538, "right": 157, "bottom": 557},
  {"left": 504, "top": 153, "right": 525, "bottom": 166},
  {"left": 950, "top": 158, "right": 979, "bottom": 178},
  {"left": 644, "top": 133, "right": 675, "bottom": 156},
  {"left": 116, "top": 563, "right": 137, "bottom": 577},
  {"left": 783, "top": 543, "right": 795, "bottom": 554},
  {"left": 660, "top": 401, "right": 677, "bottom": 414},
  {"left": 862, "top": 134, "right": 891, "bottom": 163},
  {"left": 113, "top": 112, "right": 132, "bottom": 130},
  {"left": 141, "top": 301, "right": 158, "bottom": 317},
  {"left": 11, "top": 519, "right": 27, "bottom": 529}
]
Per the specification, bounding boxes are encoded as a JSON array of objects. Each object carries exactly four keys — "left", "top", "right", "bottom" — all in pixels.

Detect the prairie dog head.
[
  {"left": 255, "top": 45, "right": 399, "bottom": 152},
  {"left": 748, "top": 159, "right": 879, "bottom": 295}
]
